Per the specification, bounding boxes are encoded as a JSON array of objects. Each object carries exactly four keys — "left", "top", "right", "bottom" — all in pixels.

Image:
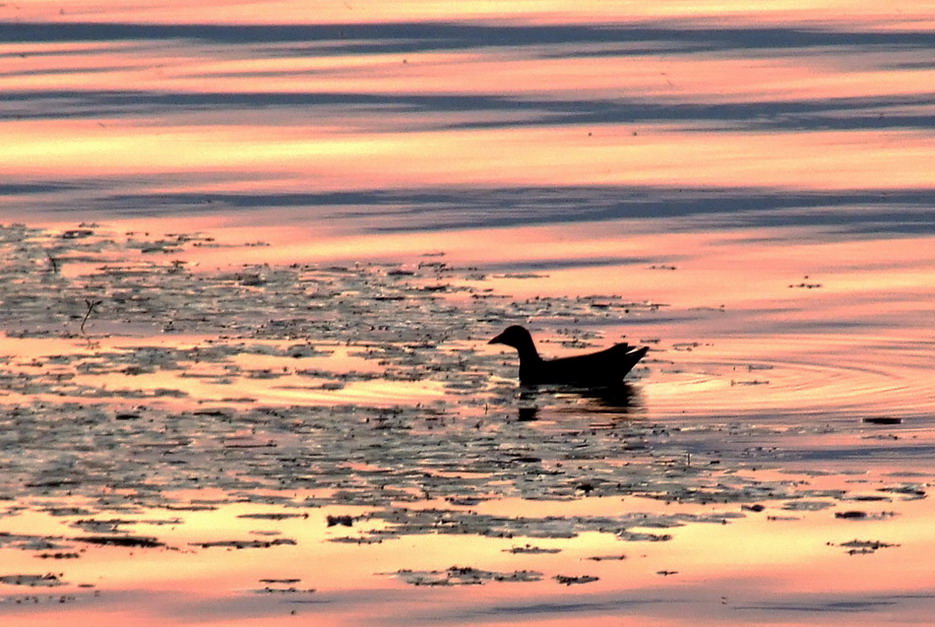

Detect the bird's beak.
[{"left": 488, "top": 332, "right": 505, "bottom": 345}]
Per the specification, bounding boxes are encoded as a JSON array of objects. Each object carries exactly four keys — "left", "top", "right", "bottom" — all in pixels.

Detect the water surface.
[{"left": 0, "top": 1, "right": 933, "bottom": 624}]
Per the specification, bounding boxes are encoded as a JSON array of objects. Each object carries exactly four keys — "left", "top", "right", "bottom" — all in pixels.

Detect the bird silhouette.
[{"left": 489, "top": 325, "right": 648, "bottom": 386}]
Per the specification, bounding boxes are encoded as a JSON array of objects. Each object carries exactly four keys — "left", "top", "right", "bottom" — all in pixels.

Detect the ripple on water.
[{"left": 646, "top": 335, "right": 934, "bottom": 422}]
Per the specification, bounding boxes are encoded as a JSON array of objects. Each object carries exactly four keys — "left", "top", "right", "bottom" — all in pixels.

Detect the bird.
[{"left": 489, "top": 325, "right": 648, "bottom": 386}]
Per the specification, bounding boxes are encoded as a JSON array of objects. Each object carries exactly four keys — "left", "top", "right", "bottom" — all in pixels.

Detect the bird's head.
[{"left": 488, "top": 325, "right": 535, "bottom": 351}]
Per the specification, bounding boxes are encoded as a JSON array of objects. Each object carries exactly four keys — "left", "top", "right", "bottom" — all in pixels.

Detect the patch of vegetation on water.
[{"left": 0, "top": 223, "right": 931, "bottom": 598}]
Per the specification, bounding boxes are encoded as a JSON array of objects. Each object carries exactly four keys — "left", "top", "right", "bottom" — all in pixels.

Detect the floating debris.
[
  {"left": 616, "top": 531, "right": 673, "bottom": 542},
  {"left": 788, "top": 276, "right": 822, "bottom": 289},
  {"left": 782, "top": 500, "right": 835, "bottom": 512},
  {"left": 585, "top": 554, "right": 627, "bottom": 562},
  {"left": 0, "top": 574, "right": 65, "bottom": 587},
  {"left": 877, "top": 485, "right": 926, "bottom": 499},
  {"left": 833, "top": 539, "right": 900, "bottom": 555},
  {"left": 504, "top": 544, "right": 562, "bottom": 555},
  {"left": 326, "top": 515, "right": 355, "bottom": 528},
  {"left": 253, "top": 578, "right": 316, "bottom": 595},
  {"left": 37, "top": 553, "right": 81, "bottom": 560},
  {"left": 391, "top": 566, "right": 543, "bottom": 586},
  {"left": 835, "top": 511, "right": 868, "bottom": 519},
  {"left": 73, "top": 536, "right": 165, "bottom": 548},
  {"left": 192, "top": 539, "right": 297, "bottom": 549},
  {"left": 554, "top": 574, "right": 599, "bottom": 585}
]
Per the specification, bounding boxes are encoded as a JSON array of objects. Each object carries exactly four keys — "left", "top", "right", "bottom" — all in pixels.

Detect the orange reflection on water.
[
  {"left": 4, "top": 118, "right": 931, "bottom": 194},
  {"left": 659, "top": 498, "right": 935, "bottom": 597},
  {"left": 0, "top": 42, "right": 170, "bottom": 93},
  {"left": 2, "top": 481, "right": 932, "bottom": 625},
  {"left": 4, "top": 0, "right": 934, "bottom": 199},
  {"left": 11, "top": 0, "right": 935, "bottom": 28}
]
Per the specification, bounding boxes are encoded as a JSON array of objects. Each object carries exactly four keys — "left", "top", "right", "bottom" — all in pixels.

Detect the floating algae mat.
[
  {"left": 0, "top": 224, "right": 803, "bottom": 512},
  {"left": 0, "top": 224, "right": 930, "bottom": 621}
]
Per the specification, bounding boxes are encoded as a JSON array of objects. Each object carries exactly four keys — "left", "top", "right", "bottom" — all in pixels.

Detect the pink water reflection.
[
  {"left": 2, "top": 483, "right": 932, "bottom": 625},
  {"left": 2, "top": 0, "right": 934, "bottom": 624}
]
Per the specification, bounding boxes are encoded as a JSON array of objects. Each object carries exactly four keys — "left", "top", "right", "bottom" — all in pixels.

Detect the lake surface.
[{"left": 1, "top": 2, "right": 933, "bottom": 625}]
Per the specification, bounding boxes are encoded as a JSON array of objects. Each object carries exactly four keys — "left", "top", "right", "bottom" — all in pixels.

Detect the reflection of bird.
[{"left": 489, "top": 325, "right": 648, "bottom": 386}]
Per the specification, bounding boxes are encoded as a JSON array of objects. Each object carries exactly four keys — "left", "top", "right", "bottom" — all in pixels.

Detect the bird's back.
[{"left": 525, "top": 342, "right": 647, "bottom": 385}]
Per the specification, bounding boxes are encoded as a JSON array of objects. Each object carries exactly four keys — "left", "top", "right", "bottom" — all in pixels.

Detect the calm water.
[{"left": 1, "top": 2, "right": 933, "bottom": 625}]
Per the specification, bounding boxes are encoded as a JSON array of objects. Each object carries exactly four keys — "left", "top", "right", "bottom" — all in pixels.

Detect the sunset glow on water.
[{"left": 1, "top": 1, "right": 933, "bottom": 625}]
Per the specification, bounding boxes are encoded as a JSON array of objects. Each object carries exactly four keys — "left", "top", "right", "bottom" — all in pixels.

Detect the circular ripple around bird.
[{"left": 645, "top": 335, "right": 934, "bottom": 423}]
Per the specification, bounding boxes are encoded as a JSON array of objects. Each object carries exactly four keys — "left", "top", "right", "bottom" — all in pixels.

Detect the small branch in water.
[
  {"left": 47, "top": 253, "right": 59, "bottom": 273},
  {"left": 81, "top": 299, "right": 103, "bottom": 334}
]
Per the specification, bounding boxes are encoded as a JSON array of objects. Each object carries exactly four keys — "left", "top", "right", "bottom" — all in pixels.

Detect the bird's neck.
[{"left": 515, "top": 341, "right": 542, "bottom": 363}]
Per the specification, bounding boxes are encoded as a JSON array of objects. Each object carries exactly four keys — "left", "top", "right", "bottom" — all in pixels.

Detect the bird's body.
[{"left": 489, "top": 325, "right": 647, "bottom": 386}]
